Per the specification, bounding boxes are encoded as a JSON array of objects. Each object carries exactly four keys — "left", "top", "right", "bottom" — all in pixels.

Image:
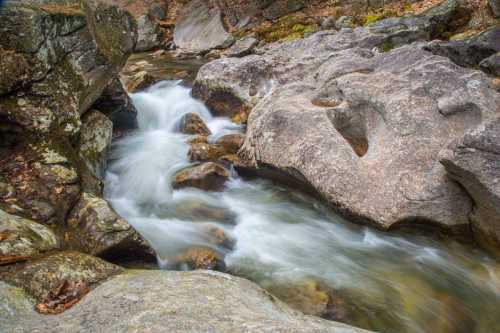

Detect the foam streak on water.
[{"left": 105, "top": 81, "right": 500, "bottom": 333}]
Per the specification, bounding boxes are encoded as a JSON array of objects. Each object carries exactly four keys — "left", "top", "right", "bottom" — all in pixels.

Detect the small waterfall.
[{"left": 104, "top": 80, "right": 500, "bottom": 333}]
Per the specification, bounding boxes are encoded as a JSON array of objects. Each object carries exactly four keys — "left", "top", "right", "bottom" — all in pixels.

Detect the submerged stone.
[
  {"left": 173, "top": 162, "right": 230, "bottom": 191},
  {"left": 179, "top": 112, "right": 211, "bottom": 136},
  {"left": 188, "top": 143, "right": 226, "bottom": 162},
  {"left": 172, "top": 246, "right": 226, "bottom": 271}
]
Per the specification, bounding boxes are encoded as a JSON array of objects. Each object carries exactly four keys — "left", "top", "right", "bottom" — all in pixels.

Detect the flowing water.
[{"left": 105, "top": 58, "right": 500, "bottom": 333}]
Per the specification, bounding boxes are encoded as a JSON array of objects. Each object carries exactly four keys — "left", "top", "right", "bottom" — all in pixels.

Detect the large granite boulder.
[
  {"left": 440, "top": 118, "right": 500, "bottom": 257},
  {"left": 0, "top": 270, "right": 372, "bottom": 333},
  {"left": 173, "top": 0, "right": 234, "bottom": 53},
  {"left": 193, "top": 28, "right": 500, "bottom": 235},
  {"left": 0, "top": 0, "right": 137, "bottom": 137}
]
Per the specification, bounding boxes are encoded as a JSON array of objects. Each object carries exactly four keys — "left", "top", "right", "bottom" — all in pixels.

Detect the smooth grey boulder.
[
  {"left": 0, "top": 270, "right": 373, "bottom": 333},
  {"left": 440, "top": 118, "right": 500, "bottom": 258},
  {"left": 136, "top": 14, "right": 162, "bottom": 52},
  {"left": 174, "top": 0, "right": 234, "bottom": 53},
  {"left": 194, "top": 29, "right": 500, "bottom": 234}
]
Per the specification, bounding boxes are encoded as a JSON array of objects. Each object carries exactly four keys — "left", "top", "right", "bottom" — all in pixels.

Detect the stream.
[{"left": 104, "top": 54, "right": 500, "bottom": 333}]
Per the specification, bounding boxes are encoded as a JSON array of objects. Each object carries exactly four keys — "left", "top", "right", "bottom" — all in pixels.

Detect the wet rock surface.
[
  {"left": 0, "top": 270, "right": 372, "bottom": 333},
  {"left": 172, "top": 246, "right": 226, "bottom": 271},
  {"left": 267, "top": 279, "right": 347, "bottom": 321},
  {"left": 123, "top": 70, "right": 159, "bottom": 92},
  {"left": 188, "top": 142, "right": 227, "bottom": 162},
  {"left": 173, "top": 162, "right": 230, "bottom": 191},
  {"left": 66, "top": 193, "right": 153, "bottom": 259},
  {"left": 194, "top": 27, "right": 500, "bottom": 235},
  {"left": 178, "top": 112, "right": 212, "bottom": 136},
  {"left": 215, "top": 133, "right": 245, "bottom": 155}
]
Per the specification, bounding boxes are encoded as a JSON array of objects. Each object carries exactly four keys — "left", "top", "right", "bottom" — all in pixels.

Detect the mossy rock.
[
  {"left": 0, "top": 209, "right": 59, "bottom": 264},
  {"left": 0, "top": 251, "right": 122, "bottom": 302},
  {"left": 254, "top": 14, "right": 319, "bottom": 43}
]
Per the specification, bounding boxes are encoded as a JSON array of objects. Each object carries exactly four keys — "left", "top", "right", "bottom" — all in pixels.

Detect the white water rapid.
[{"left": 104, "top": 80, "right": 500, "bottom": 333}]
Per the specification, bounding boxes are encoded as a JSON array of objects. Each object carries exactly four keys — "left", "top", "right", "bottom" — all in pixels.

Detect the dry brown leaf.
[
  {"left": 35, "top": 280, "right": 89, "bottom": 315},
  {"left": 0, "top": 255, "right": 29, "bottom": 265}
]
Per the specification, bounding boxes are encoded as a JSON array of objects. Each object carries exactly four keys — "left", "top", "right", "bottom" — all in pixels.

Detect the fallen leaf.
[
  {"left": 0, "top": 231, "right": 12, "bottom": 242},
  {"left": 0, "top": 255, "right": 29, "bottom": 265},
  {"left": 35, "top": 280, "right": 89, "bottom": 315}
]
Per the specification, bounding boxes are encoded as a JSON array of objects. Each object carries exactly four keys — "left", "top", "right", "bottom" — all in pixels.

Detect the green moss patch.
[
  {"left": 254, "top": 15, "right": 319, "bottom": 43},
  {"left": 362, "top": 9, "right": 399, "bottom": 26}
]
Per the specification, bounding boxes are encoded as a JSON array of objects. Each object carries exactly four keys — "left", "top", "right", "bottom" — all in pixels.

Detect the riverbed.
[{"left": 105, "top": 53, "right": 500, "bottom": 333}]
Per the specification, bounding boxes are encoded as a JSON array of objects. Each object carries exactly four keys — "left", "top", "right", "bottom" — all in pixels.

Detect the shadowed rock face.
[
  {"left": 424, "top": 27, "right": 500, "bottom": 74},
  {"left": 440, "top": 118, "right": 500, "bottom": 257},
  {"left": 193, "top": 28, "right": 500, "bottom": 235},
  {"left": 0, "top": 0, "right": 137, "bottom": 136},
  {"left": 0, "top": 270, "right": 374, "bottom": 333}
]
